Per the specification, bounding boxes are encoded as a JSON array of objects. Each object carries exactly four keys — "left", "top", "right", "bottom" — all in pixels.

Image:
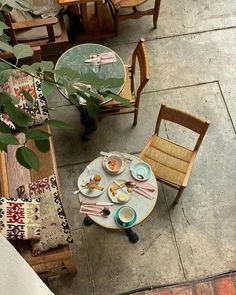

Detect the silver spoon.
[
  {"left": 100, "top": 208, "right": 111, "bottom": 217},
  {"left": 129, "top": 167, "right": 144, "bottom": 180},
  {"left": 125, "top": 181, "right": 155, "bottom": 192}
]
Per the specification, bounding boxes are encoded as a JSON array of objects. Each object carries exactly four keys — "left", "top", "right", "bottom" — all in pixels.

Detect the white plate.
[
  {"left": 77, "top": 169, "right": 107, "bottom": 198},
  {"left": 102, "top": 152, "right": 127, "bottom": 175},
  {"left": 107, "top": 179, "right": 133, "bottom": 204}
]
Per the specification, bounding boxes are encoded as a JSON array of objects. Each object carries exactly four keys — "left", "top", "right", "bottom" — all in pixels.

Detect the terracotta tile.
[
  {"left": 151, "top": 288, "right": 171, "bottom": 295},
  {"left": 172, "top": 286, "right": 193, "bottom": 295},
  {"left": 195, "top": 282, "right": 214, "bottom": 295},
  {"left": 215, "top": 277, "right": 236, "bottom": 295}
]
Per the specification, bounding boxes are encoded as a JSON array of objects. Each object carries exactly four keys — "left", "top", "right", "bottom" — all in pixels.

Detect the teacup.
[{"left": 118, "top": 206, "right": 135, "bottom": 227}]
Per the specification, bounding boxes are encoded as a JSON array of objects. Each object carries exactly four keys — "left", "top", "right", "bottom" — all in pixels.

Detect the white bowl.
[{"left": 105, "top": 155, "right": 123, "bottom": 173}]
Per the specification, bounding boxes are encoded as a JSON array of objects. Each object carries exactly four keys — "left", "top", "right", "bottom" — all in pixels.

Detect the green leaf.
[
  {"left": 0, "top": 40, "right": 13, "bottom": 52},
  {"left": 0, "top": 62, "right": 12, "bottom": 71},
  {"left": 21, "top": 89, "right": 33, "bottom": 103},
  {"left": 54, "top": 67, "right": 81, "bottom": 82},
  {"left": 0, "top": 92, "right": 13, "bottom": 105},
  {"left": 0, "top": 21, "right": 8, "bottom": 30},
  {"left": 4, "top": 103, "right": 33, "bottom": 127},
  {"left": 26, "top": 129, "right": 50, "bottom": 141},
  {"left": 45, "top": 119, "right": 73, "bottom": 130},
  {"left": 68, "top": 94, "right": 80, "bottom": 107},
  {"left": 0, "top": 121, "right": 12, "bottom": 133},
  {"left": 86, "top": 101, "right": 99, "bottom": 118},
  {"left": 101, "top": 91, "right": 132, "bottom": 106},
  {"left": 21, "top": 64, "right": 38, "bottom": 75},
  {"left": 41, "top": 80, "right": 54, "bottom": 96},
  {"left": 0, "top": 132, "right": 19, "bottom": 145},
  {"left": 0, "top": 68, "right": 13, "bottom": 84},
  {"left": 39, "top": 61, "right": 54, "bottom": 72},
  {"left": 0, "top": 142, "right": 7, "bottom": 151},
  {"left": 16, "top": 146, "right": 39, "bottom": 171},
  {"left": 13, "top": 44, "right": 33, "bottom": 60},
  {"left": 35, "top": 139, "right": 50, "bottom": 153}
]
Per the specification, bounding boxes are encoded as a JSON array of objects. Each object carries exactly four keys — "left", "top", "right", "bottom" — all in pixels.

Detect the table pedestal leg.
[
  {"left": 78, "top": 107, "right": 97, "bottom": 141},
  {"left": 83, "top": 215, "right": 94, "bottom": 226},
  {"left": 125, "top": 228, "right": 139, "bottom": 243}
]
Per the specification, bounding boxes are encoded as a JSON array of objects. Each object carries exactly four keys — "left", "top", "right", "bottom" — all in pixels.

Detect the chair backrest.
[
  {"left": 131, "top": 38, "right": 150, "bottom": 98},
  {"left": 155, "top": 104, "right": 210, "bottom": 151}
]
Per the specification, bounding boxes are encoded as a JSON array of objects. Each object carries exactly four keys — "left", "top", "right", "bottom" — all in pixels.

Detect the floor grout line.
[
  {"left": 82, "top": 227, "right": 97, "bottom": 295},
  {"left": 114, "top": 25, "right": 236, "bottom": 47},
  {"left": 216, "top": 81, "right": 236, "bottom": 135},
  {"left": 161, "top": 183, "right": 187, "bottom": 280}
]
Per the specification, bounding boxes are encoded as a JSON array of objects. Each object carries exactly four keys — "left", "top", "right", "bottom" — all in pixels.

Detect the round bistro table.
[
  {"left": 55, "top": 44, "right": 126, "bottom": 141},
  {"left": 78, "top": 153, "right": 158, "bottom": 243}
]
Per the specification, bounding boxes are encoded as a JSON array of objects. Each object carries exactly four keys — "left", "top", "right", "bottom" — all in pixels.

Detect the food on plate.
[
  {"left": 108, "top": 159, "right": 119, "bottom": 171},
  {"left": 118, "top": 192, "right": 129, "bottom": 203},
  {"left": 93, "top": 174, "right": 101, "bottom": 183},
  {"left": 87, "top": 182, "right": 103, "bottom": 191}
]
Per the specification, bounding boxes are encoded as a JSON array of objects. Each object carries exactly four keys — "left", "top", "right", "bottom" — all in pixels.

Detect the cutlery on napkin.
[
  {"left": 132, "top": 181, "right": 156, "bottom": 200},
  {"left": 84, "top": 52, "right": 116, "bottom": 64},
  {"left": 134, "top": 187, "right": 154, "bottom": 199},
  {"left": 80, "top": 203, "right": 112, "bottom": 216}
]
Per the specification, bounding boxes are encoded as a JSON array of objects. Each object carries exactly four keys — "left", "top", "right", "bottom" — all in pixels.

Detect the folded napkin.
[
  {"left": 88, "top": 52, "right": 116, "bottom": 65},
  {"left": 134, "top": 188, "right": 154, "bottom": 200},
  {"left": 80, "top": 204, "right": 112, "bottom": 216},
  {"left": 133, "top": 181, "right": 156, "bottom": 200}
]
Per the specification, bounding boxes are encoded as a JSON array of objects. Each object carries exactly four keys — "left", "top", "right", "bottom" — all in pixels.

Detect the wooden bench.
[{"left": 0, "top": 124, "right": 77, "bottom": 278}]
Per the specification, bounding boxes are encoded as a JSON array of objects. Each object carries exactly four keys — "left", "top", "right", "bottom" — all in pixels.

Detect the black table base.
[
  {"left": 125, "top": 228, "right": 139, "bottom": 243},
  {"left": 78, "top": 107, "right": 97, "bottom": 141},
  {"left": 83, "top": 215, "right": 94, "bottom": 226}
]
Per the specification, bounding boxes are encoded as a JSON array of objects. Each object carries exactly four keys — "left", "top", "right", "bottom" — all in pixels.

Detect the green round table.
[{"left": 55, "top": 43, "right": 126, "bottom": 105}]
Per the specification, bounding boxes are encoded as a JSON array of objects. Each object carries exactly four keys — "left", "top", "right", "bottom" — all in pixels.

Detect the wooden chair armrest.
[{"left": 11, "top": 17, "right": 58, "bottom": 30}]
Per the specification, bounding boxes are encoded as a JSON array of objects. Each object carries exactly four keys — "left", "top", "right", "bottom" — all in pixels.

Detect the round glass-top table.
[
  {"left": 78, "top": 153, "right": 158, "bottom": 242},
  {"left": 55, "top": 43, "right": 126, "bottom": 105}
]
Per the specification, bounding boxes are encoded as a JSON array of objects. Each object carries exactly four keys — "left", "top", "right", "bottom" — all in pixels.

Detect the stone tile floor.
[{"left": 47, "top": 0, "right": 236, "bottom": 294}]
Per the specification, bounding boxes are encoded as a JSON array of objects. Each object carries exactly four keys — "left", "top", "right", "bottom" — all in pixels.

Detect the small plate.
[
  {"left": 108, "top": 179, "right": 132, "bottom": 204},
  {"left": 77, "top": 169, "right": 107, "bottom": 198},
  {"left": 130, "top": 162, "right": 151, "bottom": 182},
  {"left": 103, "top": 151, "right": 127, "bottom": 175},
  {"left": 114, "top": 207, "right": 137, "bottom": 228}
]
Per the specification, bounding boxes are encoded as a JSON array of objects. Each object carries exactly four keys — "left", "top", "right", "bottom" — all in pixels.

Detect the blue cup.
[{"left": 115, "top": 206, "right": 137, "bottom": 228}]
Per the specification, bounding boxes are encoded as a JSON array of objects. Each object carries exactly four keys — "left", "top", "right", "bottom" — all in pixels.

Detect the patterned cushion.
[
  {"left": 0, "top": 197, "right": 40, "bottom": 240},
  {"left": 17, "top": 174, "right": 73, "bottom": 256},
  {"left": 0, "top": 70, "right": 50, "bottom": 126}
]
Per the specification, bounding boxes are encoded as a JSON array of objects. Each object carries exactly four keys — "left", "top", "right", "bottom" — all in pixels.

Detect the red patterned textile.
[
  {"left": 0, "top": 197, "right": 40, "bottom": 240},
  {"left": 0, "top": 70, "right": 50, "bottom": 127},
  {"left": 17, "top": 174, "right": 73, "bottom": 256}
]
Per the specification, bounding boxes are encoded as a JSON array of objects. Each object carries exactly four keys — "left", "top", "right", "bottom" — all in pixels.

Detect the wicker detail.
[{"left": 142, "top": 136, "right": 194, "bottom": 186}]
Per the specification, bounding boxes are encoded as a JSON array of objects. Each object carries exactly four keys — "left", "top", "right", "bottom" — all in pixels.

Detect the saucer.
[
  {"left": 103, "top": 151, "right": 127, "bottom": 175},
  {"left": 130, "top": 162, "right": 151, "bottom": 181},
  {"left": 114, "top": 206, "right": 137, "bottom": 228}
]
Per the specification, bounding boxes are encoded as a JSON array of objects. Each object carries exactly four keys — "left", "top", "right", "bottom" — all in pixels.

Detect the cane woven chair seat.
[{"left": 141, "top": 136, "right": 195, "bottom": 186}]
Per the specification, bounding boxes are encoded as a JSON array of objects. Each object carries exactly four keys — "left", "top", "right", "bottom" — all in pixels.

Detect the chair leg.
[
  {"left": 133, "top": 108, "right": 139, "bottom": 126},
  {"left": 174, "top": 186, "right": 185, "bottom": 205},
  {"left": 63, "top": 258, "right": 77, "bottom": 273},
  {"left": 114, "top": 10, "right": 119, "bottom": 36},
  {"left": 153, "top": 0, "right": 161, "bottom": 28}
]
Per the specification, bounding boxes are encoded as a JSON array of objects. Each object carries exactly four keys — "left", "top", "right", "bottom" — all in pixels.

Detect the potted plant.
[{"left": 0, "top": 0, "right": 130, "bottom": 170}]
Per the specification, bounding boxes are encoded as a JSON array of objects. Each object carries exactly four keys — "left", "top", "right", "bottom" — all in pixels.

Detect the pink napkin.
[
  {"left": 80, "top": 204, "right": 112, "bottom": 216},
  {"left": 97, "top": 52, "right": 116, "bottom": 65},
  {"left": 133, "top": 181, "right": 156, "bottom": 200}
]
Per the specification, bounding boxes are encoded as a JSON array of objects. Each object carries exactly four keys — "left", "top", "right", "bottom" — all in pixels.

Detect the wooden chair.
[
  {"left": 4, "top": 9, "right": 68, "bottom": 48},
  {"left": 99, "top": 38, "right": 150, "bottom": 126},
  {"left": 108, "top": 0, "right": 161, "bottom": 35},
  {"left": 139, "top": 104, "right": 210, "bottom": 204}
]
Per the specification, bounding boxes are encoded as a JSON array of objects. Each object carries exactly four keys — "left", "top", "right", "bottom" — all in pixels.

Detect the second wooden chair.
[
  {"left": 99, "top": 38, "right": 150, "bottom": 126},
  {"left": 139, "top": 104, "right": 210, "bottom": 204},
  {"left": 108, "top": 0, "right": 161, "bottom": 35}
]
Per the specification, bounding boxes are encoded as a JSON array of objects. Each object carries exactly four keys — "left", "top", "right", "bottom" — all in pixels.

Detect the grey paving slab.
[
  {"left": 58, "top": 164, "right": 84, "bottom": 231},
  {"left": 102, "top": 0, "right": 236, "bottom": 45},
  {"left": 83, "top": 189, "right": 184, "bottom": 295},
  {"left": 156, "top": 83, "right": 236, "bottom": 279},
  {"left": 104, "top": 28, "right": 236, "bottom": 94},
  {"left": 49, "top": 98, "right": 156, "bottom": 166},
  {"left": 48, "top": 228, "right": 94, "bottom": 295}
]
